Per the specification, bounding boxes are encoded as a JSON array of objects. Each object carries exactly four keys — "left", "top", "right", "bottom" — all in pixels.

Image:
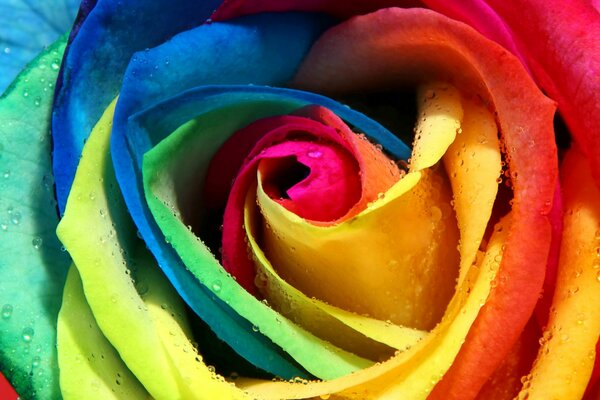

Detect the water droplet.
[
  {"left": 3, "top": 171, "right": 9, "bottom": 179},
  {"left": 251, "top": 325, "right": 259, "bottom": 332},
  {"left": 10, "top": 211, "right": 21, "bottom": 225},
  {"left": 207, "top": 365, "right": 216, "bottom": 373},
  {"left": 88, "top": 191, "right": 96, "bottom": 200},
  {"left": 22, "top": 327, "right": 34, "bottom": 343},
  {"left": 377, "top": 192, "right": 385, "bottom": 200},
  {"left": 3, "top": 47, "right": 10, "bottom": 54},
  {"left": 23, "top": 90, "right": 29, "bottom": 98},
  {"left": 51, "top": 61, "right": 60, "bottom": 70},
  {"left": 319, "top": 395, "right": 331, "bottom": 399},
  {"left": 211, "top": 280, "right": 222, "bottom": 292},
  {"left": 42, "top": 174, "right": 53, "bottom": 190},
  {"left": 135, "top": 281, "right": 148, "bottom": 295},
  {"left": 32, "top": 356, "right": 41, "bottom": 367},
  {"left": 307, "top": 150, "right": 322, "bottom": 159},
  {"left": 32, "top": 237, "right": 43, "bottom": 249},
  {"left": 2, "top": 304, "right": 13, "bottom": 319}
]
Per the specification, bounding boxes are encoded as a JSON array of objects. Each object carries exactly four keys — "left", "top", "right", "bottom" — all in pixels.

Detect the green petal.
[
  {"left": 0, "top": 35, "right": 70, "bottom": 399},
  {"left": 142, "top": 100, "right": 373, "bottom": 380}
]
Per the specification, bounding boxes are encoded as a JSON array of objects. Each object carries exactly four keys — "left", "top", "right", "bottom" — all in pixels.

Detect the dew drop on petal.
[
  {"left": 22, "top": 327, "right": 34, "bottom": 343},
  {"left": 2, "top": 304, "right": 13, "bottom": 319},
  {"left": 10, "top": 211, "right": 21, "bottom": 225},
  {"left": 32, "top": 237, "right": 43, "bottom": 249},
  {"left": 32, "top": 356, "right": 41, "bottom": 368}
]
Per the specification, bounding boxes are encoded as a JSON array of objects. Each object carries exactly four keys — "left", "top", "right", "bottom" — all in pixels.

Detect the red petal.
[
  {"left": 212, "top": 0, "right": 422, "bottom": 21},
  {"left": 0, "top": 372, "right": 18, "bottom": 400}
]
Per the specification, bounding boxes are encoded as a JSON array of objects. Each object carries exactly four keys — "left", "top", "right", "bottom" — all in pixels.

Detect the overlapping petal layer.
[
  {"left": 140, "top": 85, "right": 410, "bottom": 378},
  {"left": 292, "top": 8, "right": 557, "bottom": 398},
  {"left": 521, "top": 147, "right": 600, "bottom": 400},
  {"left": 0, "top": 0, "right": 580, "bottom": 398}
]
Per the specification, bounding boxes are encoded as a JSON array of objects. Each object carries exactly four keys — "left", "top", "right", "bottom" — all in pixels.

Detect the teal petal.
[
  {"left": 0, "top": 0, "right": 79, "bottom": 93},
  {"left": 0, "top": 36, "right": 70, "bottom": 399}
]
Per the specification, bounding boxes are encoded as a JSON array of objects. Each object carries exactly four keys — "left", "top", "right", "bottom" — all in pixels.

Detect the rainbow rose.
[{"left": 0, "top": 0, "right": 599, "bottom": 399}]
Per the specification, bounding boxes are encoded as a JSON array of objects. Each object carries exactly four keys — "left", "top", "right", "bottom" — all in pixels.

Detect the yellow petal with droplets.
[
  {"left": 57, "top": 266, "right": 151, "bottom": 400},
  {"left": 443, "top": 96, "right": 502, "bottom": 286},
  {"left": 245, "top": 184, "right": 426, "bottom": 360},
  {"left": 521, "top": 147, "right": 600, "bottom": 400},
  {"left": 257, "top": 166, "right": 459, "bottom": 330},
  {"left": 239, "top": 216, "right": 508, "bottom": 399},
  {"left": 410, "top": 82, "right": 463, "bottom": 172},
  {"left": 57, "top": 98, "right": 247, "bottom": 400}
]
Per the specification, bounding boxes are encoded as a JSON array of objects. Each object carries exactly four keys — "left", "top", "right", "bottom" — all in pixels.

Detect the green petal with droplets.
[
  {"left": 57, "top": 266, "right": 150, "bottom": 399},
  {"left": 0, "top": 35, "right": 70, "bottom": 399},
  {"left": 56, "top": 100, "right": 247, "bottom": 399},
  {"left": 142, "top": 103, "right": 373, "bottom": 380}
]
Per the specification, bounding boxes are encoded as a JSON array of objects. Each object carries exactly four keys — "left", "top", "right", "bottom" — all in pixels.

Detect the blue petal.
[
  {"left": 52, "top": 0, "right": 223, "bottom": 212},
  {"left": 0, "top": 0, "right": 79, "bottom": 93},
  {"left": 111, "top": 13, "right": 334, "bottom": 378}
]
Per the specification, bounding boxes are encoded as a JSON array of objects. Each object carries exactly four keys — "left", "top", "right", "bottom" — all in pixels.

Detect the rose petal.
[
  {"left": 0, "top": 37, "right": 70, "bottom": 398},
  {"left": 141, "top": 87, "right": 391, "bottom": 379},
  {"left": 57, "top": 99, "right": 247, "bottom": 399},
  {"left": 475, "top": 317, "right": 539, "bottom": 399},
  {"left": 244, "top": 187, "right": 427, "bottom": 359},
  {"left": 52, "top": 0, "right": 222, "bottom": 210},
  {"left": 110, "top": 14, "right": 333, "bottom": 378},
  {"left": 292, "top": 8, "right": 556, "bottom": 398},
  {"left": 212, "top": 0, "right": 422, "bottom": 21},
  {"left": 58, "top": 267, "right": 150, "bottom": 399},
  {"left": 0, "top": 0, "right": 78, "bottom": 92},
  {"left": 421, "top": 0, "right": 528, "bottom": 69},
  {"left": 517, "top": 146, "right": 600, "bottom": 399},
  {"left": 238, "top": 216, "right": 508, "bottom": 399}
]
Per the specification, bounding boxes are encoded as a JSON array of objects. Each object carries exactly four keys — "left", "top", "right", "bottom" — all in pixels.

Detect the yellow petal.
[
  {"left": 521, "top": 147, "right": 600, "bottom": 400},
  {"left": 443, "top": 96, "right": 502, "bottom": 286},
  {"left": 239, "top": 216, "right": 509, "bottom": 399},
  {"left": 57, "top": 266, "right": 151, "bottom": 400},
  {"left": 257, "top": 167, "right": 459, "bottom": 330},
  {"left": 410, "top": 82, "right": 463, "bottom": 172},
  {"left": 245, "top": 184, "right": 427, "bottom": 360},
  {"left": 57, "top": 98, "right": 247, "bottom": 400}
]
